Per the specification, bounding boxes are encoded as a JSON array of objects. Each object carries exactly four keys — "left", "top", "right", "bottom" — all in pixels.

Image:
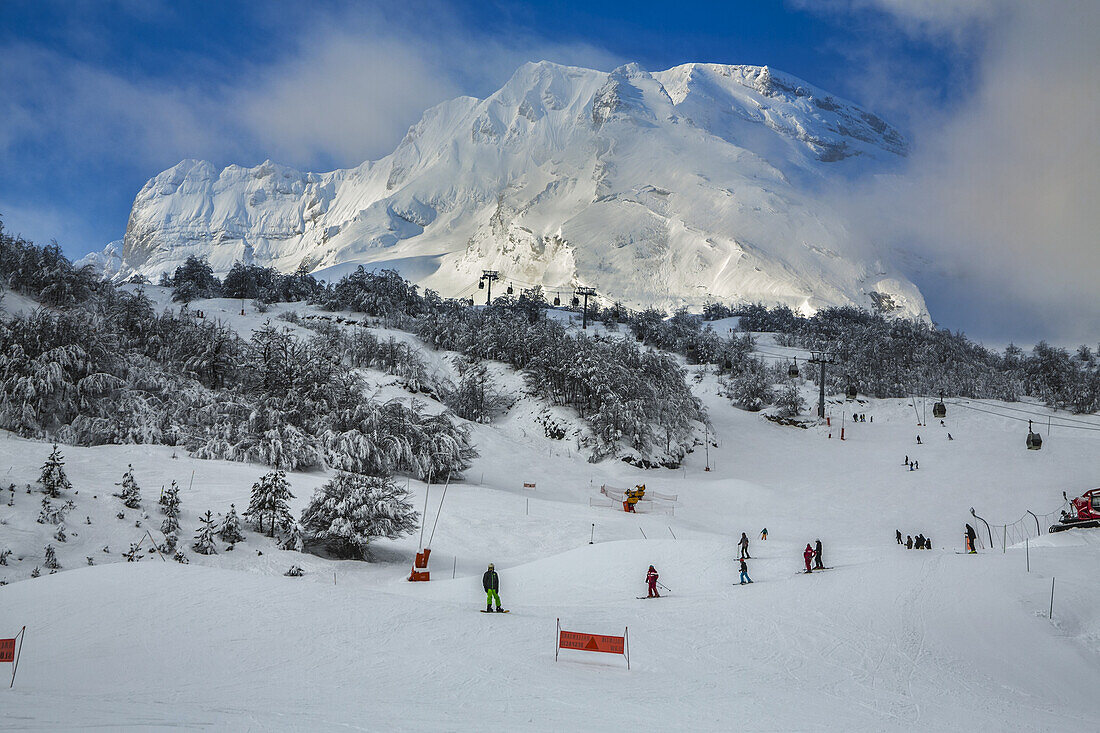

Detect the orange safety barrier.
[
  {"left": 555, "top": 619, "right": 629, "bottom": 669},
  {"left": 408, "top": 548, "right": 431, "bottom": 581}
]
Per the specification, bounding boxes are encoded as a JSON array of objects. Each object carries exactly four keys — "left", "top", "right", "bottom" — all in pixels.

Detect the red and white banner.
[
  {"left": 555, "top": 619, "right": 629, "bottom": 669},
  {"left": 2, "top": 626, "right": 25, "bottom": 688}
]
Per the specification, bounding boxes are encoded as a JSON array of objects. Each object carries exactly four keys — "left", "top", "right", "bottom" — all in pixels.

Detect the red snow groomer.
[{"left": 1049, "top": 489, "right": 1100, "bottom": 532}]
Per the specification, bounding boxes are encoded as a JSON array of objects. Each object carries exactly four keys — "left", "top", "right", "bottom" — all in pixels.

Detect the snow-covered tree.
[
  {"left": 775, "top": 381, "right": 807, "bottom": 418},
  {"left": 39, "top": 444, "right": 72, "bottom": 497},
  {"left": 727, "top": 359, "right": 773, "bottom": 412},
  {"left": 116, "top": 464, "right": 142, "bottom": 508},
  {"left": 300, "top": 472, "right": 419, "bottom": 560},
  {"left": 219, "top": 504, "right": 245, "bottom": 544},
  {"left": 160, "top": 481, "right": 181, "bottom": 515},
  {"left": 54, "top": 523, "right": 67, "bottom": 543},
  {"left": 192, "top": 510, "right": 218, "bottom": 555},
  {"left": 279, "top": 523, "right": 304, "bottom": 552},
  {"left": 245, "top": 470, "right": 295, "bottom": 537},
  {"left": 44, "top": 544, "right": 60, "bottom": 569},
  {"left": 0, "top": 548, "right": 11, "bottom": 565}
]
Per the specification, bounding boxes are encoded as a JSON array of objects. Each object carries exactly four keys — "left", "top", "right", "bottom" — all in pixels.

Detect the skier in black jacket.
[
  {"left": 814, "top": 539, "right": 824, "bottom": 569},
  {"left": 483, "top": 563, "right": 503, "bottom": 612}
]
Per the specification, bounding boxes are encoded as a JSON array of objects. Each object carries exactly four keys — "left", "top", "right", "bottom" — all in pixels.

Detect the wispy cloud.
[{"left": 813, "top": 0, "right": 1100, "bottom": 344}]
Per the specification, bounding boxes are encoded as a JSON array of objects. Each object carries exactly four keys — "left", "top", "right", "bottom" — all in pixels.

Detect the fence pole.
[
  {"left": 1003, "top": 525, "right": 1007, "bottom": 554},
  {"left": 639, "top": 527, "right": 647, "bottom": 540},
  {"left": 453, "top": 555, "right": 457, "bottom": 579},
  {"left": 1049, "top": 577, "right": 1055, "bottom": 620},
  {"left": 1026, "top": 537, "right": 1029, "bottom": 572}
]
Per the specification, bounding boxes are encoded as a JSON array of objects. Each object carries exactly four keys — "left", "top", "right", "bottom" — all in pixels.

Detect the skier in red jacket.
[
  {"left": 646, "top": 565, "right": 660, "bottom": 597},
  {"left": 803, "top": 544, "right": 816, "bottom": 574}
]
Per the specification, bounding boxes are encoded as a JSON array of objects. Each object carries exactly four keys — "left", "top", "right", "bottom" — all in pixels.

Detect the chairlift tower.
[
  {"left": 807, "top": 351, "right": 836, "bottom": 419},
  {"left": 575, "top": 286, "right": 597, "bottom": 329},
  {"left": 479, "top": 270, "right": 500, "bottom": 306}
]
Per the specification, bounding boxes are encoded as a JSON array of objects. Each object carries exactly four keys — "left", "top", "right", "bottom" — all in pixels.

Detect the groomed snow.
[{"left": 1, "top": 311, "right": 1098, "bottom": 730}]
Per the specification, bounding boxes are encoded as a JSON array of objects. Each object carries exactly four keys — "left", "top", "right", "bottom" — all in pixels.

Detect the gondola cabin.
[{"left": 1026, "top": 420, "right": 1043, "bottom": 450}]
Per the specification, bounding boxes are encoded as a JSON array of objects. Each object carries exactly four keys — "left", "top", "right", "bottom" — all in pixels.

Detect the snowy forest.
[{"left": 2, "top": 219, "right": 1098, "bottom": 487}]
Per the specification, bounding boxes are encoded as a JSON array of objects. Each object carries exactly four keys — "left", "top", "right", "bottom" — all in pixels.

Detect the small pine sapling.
[
  {"left": 54, "top": 523, "right": 67, "bottom": 543},
  {"left": 39, "top": 444, "right": 72, "bottom": 498},
  {"left": 219, "top": 504, "right": 245, "bottom": 544},
  {"left": 280, "top": 523, "right": 304, "bottom": 552},
  {"left": 284, "top": 565, "right": 305, "bottom": 577},
  {"left": 116, "top": 465, "right": 142, "bottom": 508},
  {"left": 44, "top": 544, "right": 60, "bottom": 569},
  {"left": 173, "top": 550, "right": 189, "bottom": 564},
  {"left": 31, "top": 566, "right": 41, "bottom": 578},
  {"left": 245, "top": 470, "right": 295, "bottom": 537},
  {"left": 0, "top": 548, "right": 10, "bottom": 565},
  {"left": 192, "top": 510, "right": 218, "bottom": 555}
]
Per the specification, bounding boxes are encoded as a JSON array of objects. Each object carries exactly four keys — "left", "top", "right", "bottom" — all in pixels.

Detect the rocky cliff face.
[{"left": 95, "top": 60, "right": 927, "bottom": 319}]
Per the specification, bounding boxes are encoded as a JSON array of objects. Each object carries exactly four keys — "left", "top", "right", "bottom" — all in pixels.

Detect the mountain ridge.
[{"left": 89, "top": 60, "right": 928, "bottom": 320}]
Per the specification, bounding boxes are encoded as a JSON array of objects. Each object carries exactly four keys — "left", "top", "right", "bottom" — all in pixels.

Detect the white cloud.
[{"left": 822, "top": 0, "right": 1100, "bottom": 344}]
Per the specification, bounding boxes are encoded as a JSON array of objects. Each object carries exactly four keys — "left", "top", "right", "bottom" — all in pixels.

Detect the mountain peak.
[{"left": 100, "top": 59, "right": 925, "bottom": 321}]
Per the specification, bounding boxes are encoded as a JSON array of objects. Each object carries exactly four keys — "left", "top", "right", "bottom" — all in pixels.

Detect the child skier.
[
  {"left": 739, "top": 557, "right": 752, "bottom": 585},
  {"left": 646, "top": 565, "right": 660, "bottom": 597},
  {"left": 483, "top": 563, "right": 504, "bottom": 612},
  {"left": 739, "top": 532, "right": 751, "bottom": 559},
  {"left": 803, "top": 544, "right": 815, "bottom": 573}
]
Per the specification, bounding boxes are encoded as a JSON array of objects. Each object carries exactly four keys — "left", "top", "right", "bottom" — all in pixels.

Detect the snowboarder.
[
  {"left": 803, "top": 544, "right": 815, "bottom": 573},
  {"left": 739, "top": 532, "right": 751, "bottom": 559},
  {"left": 646, "top": 565, "right": 660, "bottom": 597},
  {"left": 739, "top": 557, "right": 752, "bottom": 585},
  {"left": 814, "top": 539, "right": 824, "bottom": 569},
  {"left": 483, "top": 563, "right": 504, "bottom": 612},
  {"left": 906, "top": 535, "right": 913, "bottom": 549},
  {"left": 760, "top": 527, "right": 768, "bottom": 541},
  {"left": 965, "top": 524, "right": 977, "bottom": 554},
  {"left": 896, "top": 529, "right": 903, "bottom": 545},
  {"left": 916, "top": 435, "right": 922, "bottom": 444}
]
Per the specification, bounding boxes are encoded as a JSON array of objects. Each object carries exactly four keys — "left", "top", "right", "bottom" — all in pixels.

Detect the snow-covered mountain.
[{"left": 98, "top": 61, "right": 927, "bottom": 318}]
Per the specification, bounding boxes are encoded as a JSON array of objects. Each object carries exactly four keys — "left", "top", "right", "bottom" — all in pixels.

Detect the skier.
[
  {"left": 904, "top": 455, "right": 909, "bottom": 465},
  {"left": 909, "top": 463, "right": 914, "bottom": 471},
  {"left": 914, "top": 460, "right": 919, "bottom": 470},
  {"left": 803, "top": 543, "right": 815, "bottom": 573},
  {"left": 965, "top": 524, "right": 978, "bottom": 554},
  {"left": 915, "top": 535, "right": 925, "bottom": 550},
  {"left": 739, "top": 532, "right": 751, "bottom": 559},
  {"left": 906, "top": 535, "right": 913, "bottom": 549},
  {"left": 739, "top": 557, "right": 752, "bottom": 585},
  {"left": 483, "top": 563, "right": 504, "bottom": 612},
  {"left": 916, "top": 435, "right": 922, "bottom": 444},
  {"left": 814, "top": 539, "right": 824, "bottom": 570},
  {"left": 896, "top": 529, "right": 902, "bottom": 545},
  {"left": 948, "top": 433, "right": 954, "bottom": 441},
  {"left": 926, "top": 537, "right": 932, "bottom": 550},
  {"left": 646, "top": 565, "right": 660, "bottom": 598},
  {"left": 760, "top": 527, "right": 768, "bottom": 541}
]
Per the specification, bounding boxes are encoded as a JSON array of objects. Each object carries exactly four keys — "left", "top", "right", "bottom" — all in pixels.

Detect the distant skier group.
[
  {"left": 896, "top": 530, "right": 932, "bottom": 550},
  {"left": 903, "top": 456, "right": 919, "bottom": 470},
  {"left": 803, "top": 539, "right": 824, "bottom": 573}
]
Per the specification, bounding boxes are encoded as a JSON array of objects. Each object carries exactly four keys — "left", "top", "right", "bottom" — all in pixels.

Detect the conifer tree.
[
  {"left": 280, "top": 523, "right": 304, "bottom": 552},
  {"left": 116, "top": 464, "right": 142, "bottom": 508},
  {"left": 39, "top": 444, "right": 72, "bottom": 498},
  {"left": 245, "top": 470, "right": 295, "bottom": 537},
  {"left": 300, "top": 472, "right": 418, "bottom": 560},
  {"left": 160, "top": 481, "right": 181, "bottom": 536},
  {"left": 44, "top": 544, "right": 60, "bottom": 569},
  {"left": 192, "top": 510, "right": 218, "bottom": 555},
  {"left": 220, "top": 504, "right": 245, "bottom": 544}
]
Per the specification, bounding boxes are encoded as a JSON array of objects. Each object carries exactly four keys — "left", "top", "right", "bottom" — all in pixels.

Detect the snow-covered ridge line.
[{"left": 86, "top": 60, "right": 927, "bottom": 321}]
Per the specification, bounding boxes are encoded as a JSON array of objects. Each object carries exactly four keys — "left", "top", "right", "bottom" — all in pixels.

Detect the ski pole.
[{"left": 657, "top": 581, "right": 672, "bottom": 592}]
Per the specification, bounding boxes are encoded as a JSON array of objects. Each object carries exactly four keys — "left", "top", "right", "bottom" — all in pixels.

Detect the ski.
[{"left": 636, "top": 596, "right": 668, "bottom": 599}]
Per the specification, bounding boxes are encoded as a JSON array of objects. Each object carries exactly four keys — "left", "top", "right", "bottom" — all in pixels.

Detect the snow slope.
[
  {"left": 89, "top": 61, "right": 927, "bottom": 319},
  {"left": 2, "top": 309, "right": 1098, "bottom": 730}
]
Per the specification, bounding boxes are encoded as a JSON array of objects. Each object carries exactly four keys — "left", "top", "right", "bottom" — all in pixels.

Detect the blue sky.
[{"left": 1, "top": 1, "right": 1096, "bottom": 344}]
